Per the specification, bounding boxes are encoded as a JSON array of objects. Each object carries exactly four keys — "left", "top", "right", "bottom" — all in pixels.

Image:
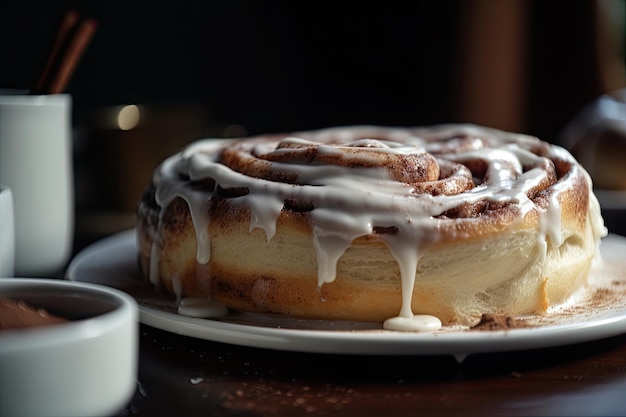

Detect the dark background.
[{"left": 1, "top": 0, "right": 623, "bottom": 139}]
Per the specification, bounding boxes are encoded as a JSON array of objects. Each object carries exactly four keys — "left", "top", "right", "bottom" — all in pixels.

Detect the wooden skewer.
[
  {"left": 33, "top": 10, "right": 79, "bottom": 94},
  {"left": 32, "top": 10, "right": 97, "bottom": 95},
  {"left": 46, "top": 17, "right": 98, "bottom": 94}
]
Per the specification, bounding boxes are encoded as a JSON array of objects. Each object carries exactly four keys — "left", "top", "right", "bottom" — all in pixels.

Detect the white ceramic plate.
[{"left": 67, "top": 229, "right": 626, "bottom": 361}]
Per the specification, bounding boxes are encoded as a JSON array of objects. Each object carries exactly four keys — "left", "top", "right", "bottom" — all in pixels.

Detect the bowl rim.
[{"left": 0, "top": 277, "right": 138, "bottom": 352}]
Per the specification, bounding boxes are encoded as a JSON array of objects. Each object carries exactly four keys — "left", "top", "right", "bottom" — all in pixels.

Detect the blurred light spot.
[{"left": 117, "top": 105, "right": 140, "bottom": 130}]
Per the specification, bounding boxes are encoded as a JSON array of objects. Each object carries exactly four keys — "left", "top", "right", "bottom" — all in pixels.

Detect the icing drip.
[
  {"left": 149, "top": 242, "right": 160, "bottom": 287},
  {"left": 383, "top": 314, "right": 443, "bottom": 332},
  {"left": 146, "top": 125, "right": 606, "bottom": 331},
  {"left": 177, "top": 297, "right": 228, "bottom": 318},
  {"left": 172, "top": 275, "right": 183, "bottom": 304},
  {"left": 236, "top": 194, "right": 283, "bottom": 240},
  {"left": 380, "top": 231, "right": 443, "bottom": 331},
  {"left": 311, "top": 208, "right": 374, "bottom": 285},
  {"left": 538, "top": 193, "right": 562, "bottom": 263}
]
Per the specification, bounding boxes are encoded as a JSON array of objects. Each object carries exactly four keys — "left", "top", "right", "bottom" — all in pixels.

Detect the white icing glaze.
[
  {"left": 383, "top": 314, "right": 443, "bottom": 332},
  {"left": 149, "top": 242, "right": 160, "bottom": 287},
  {"left": 147, "top": 124, "right": 607, "bottom": 331},
  {"left": 177, "top": 297, "right": 228, "bottom": 318},
  {"left": 171, "top": 275, "right": 183, "bottom": 304}
]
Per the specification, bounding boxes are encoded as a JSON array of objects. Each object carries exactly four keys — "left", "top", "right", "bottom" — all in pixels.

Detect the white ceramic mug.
[
  {"left": 0, "top": 184, "right": 15, "bottom": 277},
  {"left": 0, "top": 93, "right": 73, "bottom": 276}
]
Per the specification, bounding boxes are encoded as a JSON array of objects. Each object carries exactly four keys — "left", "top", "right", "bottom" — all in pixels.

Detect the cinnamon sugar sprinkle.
[
  {"left": 468, "top": 253, "right": 626, "bottom": 332},
  {"left": 514, "top": 260, "right": 626, "bottom": 329},
  {"left": 470, "top": 313, "right": 530, "bottom": 331}
]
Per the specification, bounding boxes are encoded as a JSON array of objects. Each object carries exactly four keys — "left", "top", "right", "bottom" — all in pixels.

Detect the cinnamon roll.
[{"left": 136, "top": 124, "right": 606, "bottom": 329}]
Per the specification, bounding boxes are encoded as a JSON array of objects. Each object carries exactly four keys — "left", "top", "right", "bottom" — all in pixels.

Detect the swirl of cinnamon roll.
[{"left": 136, "top": 124, "right": 606, "bottom": 329}]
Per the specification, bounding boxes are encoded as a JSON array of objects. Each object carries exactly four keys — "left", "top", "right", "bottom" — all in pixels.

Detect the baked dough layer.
[{"left": 136, "top": 124, "right": 606, "bottom": 326}]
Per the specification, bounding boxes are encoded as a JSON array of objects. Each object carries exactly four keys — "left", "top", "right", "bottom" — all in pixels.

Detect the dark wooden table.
[
  {"left": 111, "top": 323, "right": 626, "bottom": 417},
  {"left": 72, "top": 210, "right": 626, "bottom": 417}
]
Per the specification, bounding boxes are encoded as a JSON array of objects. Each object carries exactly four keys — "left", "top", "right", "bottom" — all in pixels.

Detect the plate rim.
[{"left": 66, "top": 229, "right": 626, "bottom": 358}]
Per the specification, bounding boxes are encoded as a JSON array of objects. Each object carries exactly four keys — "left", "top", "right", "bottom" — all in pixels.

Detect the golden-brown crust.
[{"left": 136, "top": 124, "right": 604, "bottom": 326}]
